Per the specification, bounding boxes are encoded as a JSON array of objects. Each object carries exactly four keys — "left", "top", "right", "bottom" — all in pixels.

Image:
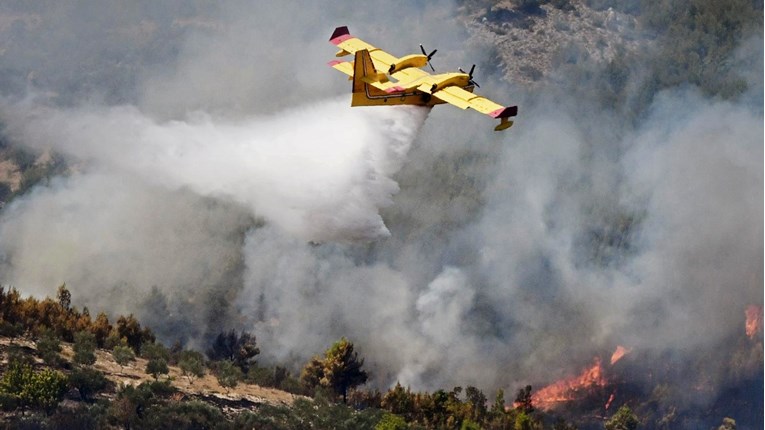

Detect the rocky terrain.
[{"left": 460, "top": 0, "right": 644, "bottom": 84}]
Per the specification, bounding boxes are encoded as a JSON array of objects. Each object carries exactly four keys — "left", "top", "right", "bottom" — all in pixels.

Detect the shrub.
[
  {"left": 112, "top": 345, "right": 136, "bottom": 370},
  {"left": 141, "top": 400, "right": 226, "bottom": 429},
  {"left": 68, "top": 367, "right": 108, "bottom": 401},
  {"left": 36, "top": 328, "right": 63, "bottom": 366},
  {"left": 73, "top": 330, "right": 97, "bottom": 366},
  {"left": 207, "top": 330, "right": 260, "bottom": 373},
  {"left": 178, "top": 350, "right": 206, "bottom": 383},
  {"left": 375, "top": 413, "right": 408, "bottom": 430},
  {"left": 146, "top": 358, "right": 170, "bottom": 380},
  {"left": 142, "top": 342, "right": 170, "bottom": 379},
  {"left": 48, "top": 404, "right": 106, "bottom": 430},
  {"left": 215, "top": 360, "right": 243, "bottom": 393},
  {"left": 0, "top": 362, "right": 68, "bottom": 411},
  {"left": 23, "top": 368, "right": 68, "bottom": 410}
]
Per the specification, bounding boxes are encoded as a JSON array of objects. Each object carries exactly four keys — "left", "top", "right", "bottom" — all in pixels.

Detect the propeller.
[
  {"left": 459, "top": 64, "right": 480, "bottom": 88},
  {"left": 419, "top": 44, "right": 437, "bottom": 71}
]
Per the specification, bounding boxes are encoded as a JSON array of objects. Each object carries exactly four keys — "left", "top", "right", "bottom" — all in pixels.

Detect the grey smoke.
[
  {"left": 4, "top": 100, "right": 428, "bottom": 240},
  {"left": 0, "top": 0, "right": 761, "bottom": 407}
]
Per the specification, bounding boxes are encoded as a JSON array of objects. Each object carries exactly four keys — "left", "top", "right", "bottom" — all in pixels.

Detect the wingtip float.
[{"left": 328, "top": 26, "right": 517, "bottom": 132}]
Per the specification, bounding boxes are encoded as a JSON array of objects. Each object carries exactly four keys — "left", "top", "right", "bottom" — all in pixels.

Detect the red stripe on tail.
[
  {"left": 330, "top": 26, "right": 352, "bottom": 45},
  {"left": 489, "top": 106, "right": 518, "bottom": 118}
]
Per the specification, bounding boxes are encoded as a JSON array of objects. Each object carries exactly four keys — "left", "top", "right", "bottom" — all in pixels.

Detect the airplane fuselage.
[
  {"left": 353, "top": 73, "right": 475, "bottom": 107},
  {"left": 328, "top": 25, "right": 517, "bottom": 130}
]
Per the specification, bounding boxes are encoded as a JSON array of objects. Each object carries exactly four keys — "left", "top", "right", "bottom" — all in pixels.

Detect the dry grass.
[{"left": 1, "top": 336, "right": 299, "bottom": 407}]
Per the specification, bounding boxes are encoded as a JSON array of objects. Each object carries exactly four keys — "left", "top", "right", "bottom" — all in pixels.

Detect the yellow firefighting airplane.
[{"left": 328, "top": 26, "right": 517, "bottom": 131}]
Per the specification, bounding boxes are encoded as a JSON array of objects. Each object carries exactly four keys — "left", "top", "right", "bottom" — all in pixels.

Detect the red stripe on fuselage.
[{"left": 385, "top": 86, "right": 405, "bottom": 93}]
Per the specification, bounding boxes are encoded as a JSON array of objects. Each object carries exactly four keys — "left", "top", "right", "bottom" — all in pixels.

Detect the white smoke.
[
  {"left": 4, "top": 100, "right": 428, "bottom": 241},
  {"left": 0, "top": 1, "right": 761, "bottom": 412}
]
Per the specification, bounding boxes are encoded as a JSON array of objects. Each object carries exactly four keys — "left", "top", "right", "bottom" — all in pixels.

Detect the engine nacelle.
[{"left": 388, "top": 54, "right": 429, "bottom": 74}]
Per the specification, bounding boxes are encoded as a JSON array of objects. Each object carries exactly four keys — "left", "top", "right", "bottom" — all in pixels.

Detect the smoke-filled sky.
[{"left": 0, "top": 0, "right": 761, "bottom": 403}]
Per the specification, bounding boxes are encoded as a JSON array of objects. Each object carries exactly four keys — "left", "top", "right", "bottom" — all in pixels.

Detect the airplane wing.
[
  {"left": 330, "top": 26, "right": 431, "bottom": 84},
  {"left": 430, "top": 86, "right": 517, "bottom": 130},
  {"left": 330, "top": 26, "right": 398, "bottom": 74},
  {"left": 329, "top": 54, "right": 399, "bottom": 92},
  {"left": 390, "top": 66, "right": 429, "bottom": 83},
  {"left": 328, "top": 26, "right": 517, "bottom": 131},
  {"left": 327, "top": 59, "right": 354, "bottom": 77}
]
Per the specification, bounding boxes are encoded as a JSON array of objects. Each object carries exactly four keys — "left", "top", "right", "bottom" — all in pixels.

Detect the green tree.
[
  {"left": 300, "top": 356, "right": 325, "bottom": 391},
  {"left": 515, "top": 385, "right": 533, "bottom": 413},
  {"left": 73, "top": 330, "right": 97, "bottom": 366},
  {"left": 146, "top": 358, "right": 169, "bottom": 380},
  {"left": 322, "top": 338, "right": 368, "bottom": 401},
  {"left": 491, "top": 388, "right": 506, "bottom": 415},
  {"left": 112, "top": 345, "right": 136, "bottom": 371},
  {"left": 56, "top": 283, "right": 71, "bottom": 312},
  {"left": 179, "top": 350, "right": 206, "bottom": 384},
  {"left": 0, "top": 286, "right": 23, "bottom": 324},
  {"left": 109, "top": 382, "right": 163, "bottom": 429},
  {"left": 91, "top": 312, "right": 112, "bottom": 348},
  {"left": 514, "top": 411, "right": 537, "bottom": 430},
  {"left": 0, "top": 361, "right": 67, "bottom": 411},
  {"left": 143, "top": 342, "right": 170, "bottom": 380},
  {"left": 605, "top": 405, "right": 639, "bottom": 430},
  {"left": 23, "top": 368, "right": 68, "bottom": 411},
  {"left": 381, "top": 382, "right": 415, "bottom": 416},
  {"left": 462, "top": 419, "right": 482, "bottom": 430},
  {"left": 116, "top": 314, "right": 155, "bottom": 353},
  {"left": 216, "top": 360, "right": 243, "bottom": 393},
  {"left": 0, "top": 360, "right": 31, "bottom": 400},
  {"left": 486, "top": 388, "right": 511, "bottom": 428},
  {"left": 0, "top": 320, "right": 24, "bottom": 344},
  {"left": 375, "top": 412, "right": 408, "bottom": 430},
  {"left": 207, "top": 329, "right": 260, "bottom": 373},
  {"left": 68, "top": 367, "right": 107, "bottom": 402},
  {"left": 465, "top": 386, "right": 487, "bottom": 422},
  {"left": 304, "top": 337, "right": 368, "bottom": 403},
  {"left": 35, "top": 328, "right": 62, "bottom": 366}
]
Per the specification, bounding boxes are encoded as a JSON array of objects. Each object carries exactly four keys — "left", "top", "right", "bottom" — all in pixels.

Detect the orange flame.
[
  {"left": 604, "top": 392, "right": 616, "bottom": 410},
  {"left": 610, "top": 345, "right": 631, "bottom": 365},
  {"left": 531, "top": 357, "right": 606, "bottom": 410},
  {"left": 745, "top": 305, "right": 763, "bottom": 339},
  {"left": 530, "top": 346, "right": 630, "bottom": 411}
]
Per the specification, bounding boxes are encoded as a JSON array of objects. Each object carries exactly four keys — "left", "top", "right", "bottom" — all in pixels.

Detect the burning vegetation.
[
  {"left": 745, "top": 305, "right": 763, "bottom": 339},
  {"left": 530, "top": 346, "right": 631, "bottom": 412},
  {"left": 0, "top": 0, "right": 761, "bottom": 429},
  {"left": 532, "top": 357, "right": 607, "bottom": 410}
]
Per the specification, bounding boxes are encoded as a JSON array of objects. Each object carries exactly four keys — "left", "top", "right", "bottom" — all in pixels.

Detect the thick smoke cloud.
[
  {"left": 0, "top": 0, "right": 761, "bottom": 409},
  {"left": 4, "top": 100, "right": 427, "bottom": 240}
]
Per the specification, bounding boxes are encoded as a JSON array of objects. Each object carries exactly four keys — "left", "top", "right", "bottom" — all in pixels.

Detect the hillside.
[
  {"left": 0, "top": 1, "right": 762, "bottom": 429},
  {"left": 0, "top": 335, "right": 297, "bottom": 410},
  {"left": 461, "top": 0, "right": 643, "bottom": 84}
]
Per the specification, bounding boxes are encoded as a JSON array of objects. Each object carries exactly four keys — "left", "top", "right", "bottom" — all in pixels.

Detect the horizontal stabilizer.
[
  {"left": 488, "top": 106, "right": 518, "bottom": 118},
  {"left": 330, "top": 26, "right": 351, "bottom": 45},
  {"left": 327, "top": 25, "right": 518, "bottom": 131}
]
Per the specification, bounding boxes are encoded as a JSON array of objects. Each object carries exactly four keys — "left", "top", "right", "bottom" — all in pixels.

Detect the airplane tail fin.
[
  {"left": 352, "top": 50, "right": 385, "bottom": 88},
  {"left": 489, "top": 106, "right": 518, "bottom": 131},
  {"left": 351, "top": 49, "right": 389, "bottom": 106}
]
